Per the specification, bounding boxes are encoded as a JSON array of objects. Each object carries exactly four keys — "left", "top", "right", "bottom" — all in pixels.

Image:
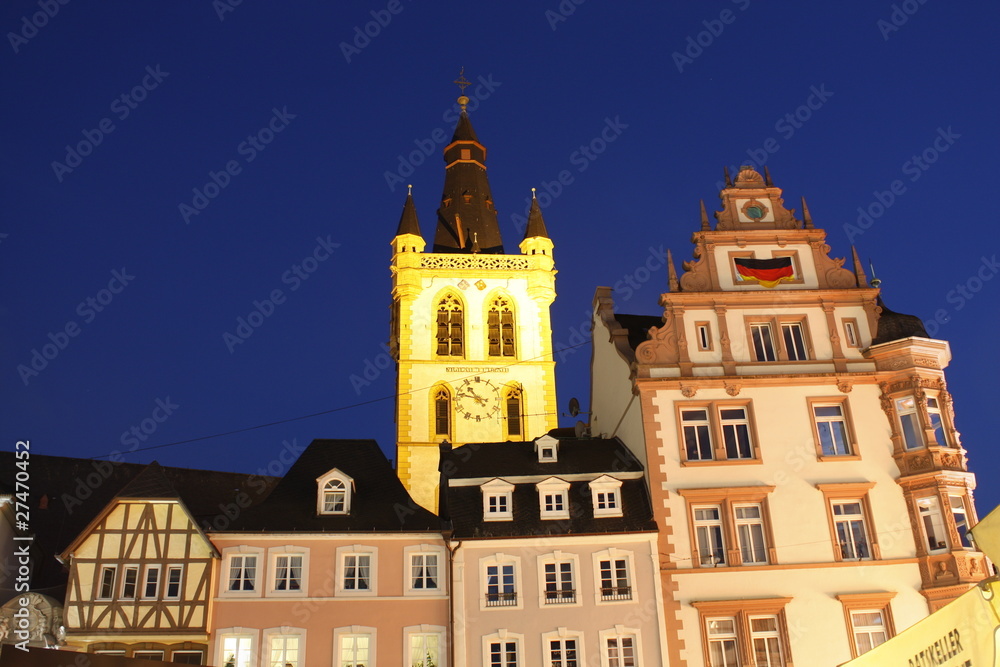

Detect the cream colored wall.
[
  {"left": 712, "top": 243, "right": 819, "bottom": 290},
  {"left": 454, "top": 534, "right": 667, "bottom": 667},
  {"left": 209, "top": 534, "right": 448, "bottom": 666}
]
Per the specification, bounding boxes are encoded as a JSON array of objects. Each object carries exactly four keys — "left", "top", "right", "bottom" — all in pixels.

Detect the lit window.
[
  {"left": 851, "top": 610, "right": 888, "bottom": 654},
  {"left": 338, "top": 634, "right": 370, "bottom": 667},
  {"left": 165, "top": 566, "right": 183, "bottom": 599},
  {"left": 485, "top": 563, "right": 517, "bottom": 607},
  {"left": 97, "top": 566, "right": 116, "bottom": 600},
  {"left": 950, "top": 496, "right": 973, "bottom": 548},
  {"left": 547, "top": 638, "right": 579, "bottom": 667},
  {"left": 682, "top": 409, "right": 713, "bottom": 461},
  {"left": 411, "top": 553, "right": 439, "bottom": 590},
  {"left": 268, "top": 635, "right": 300, "bottom": 667},
  {"left": 833, "top": 501, "right": 871, "bottom": 560},
  {"left": 695, "top": 507, "right": 727, "bottom": 566},
  {"left": 927, "top": 397, "right": 949, "bottom": 446},
  {"left": 343, "top": 554, "right": 371, "bottom": 591},
  {"left": 488, "top": 297, "right": 516, "bottom": 357},
  {"left": 274, "top": 555, "right": 303, "bottom": 591},
  {"left": 598, "top": 558, "right": 631, "bottom": 601},
  {"left": 750, "top": 323, "right": 776, "bottom": 361},
  {"left": 781, "top": 323, "right": 808, "bottom": 360},
  {"left": 543, "top": 560, "right": 576, "bottom": 604},
  {"left": 605, "top": 634, "right": 637, "bottom": 667},
  {"left": 436, "top": 294, "right": 464, "bottom": 356},
  {"left": 228, "top": 555, "right": 257, "bottom": 592},
  {"left": 121, "top": 566, "right": 138, "bottom": 600},
  {"left": 142, "top": 565, "right": 160, "bottom": 599},
  {"left": 220, "top": 635, "right": 253, "bottom": 667},
  {"left": 749, "top": 615, "right": 785, "bottom": 666},
  {"left": 735, "top": 504, "right": 768, "bottom": 565},
  {"left": 813, "top": 402, "right": 852, "bottom": 457},
  {"left": 895, "top": 397, "right": 923, "bottom": 450},
  {"left": 409, "top": 632, "right": 441, "bottom": 667}
]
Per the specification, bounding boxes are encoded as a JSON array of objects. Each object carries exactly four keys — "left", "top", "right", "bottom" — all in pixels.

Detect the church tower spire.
[{"left": 433, "top": 93, "right": 504, "bottom": 253}]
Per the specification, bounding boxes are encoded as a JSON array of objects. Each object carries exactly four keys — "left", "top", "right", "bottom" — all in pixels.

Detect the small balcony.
[
  {"left": 544, "top": 589, "right": 576, "bottom": 604},
  {"left": 600, "top": 585, "right": 632, "bottom": 601},
  {"left": 485, "top": 591, "right": 517, "bottom": 607}
]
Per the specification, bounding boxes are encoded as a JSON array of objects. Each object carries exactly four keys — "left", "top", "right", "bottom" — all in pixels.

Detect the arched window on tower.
[
  {"left": 488, "top": 297, "right": 516, "bottom": 357},
  {"left": 434, "top": 387, "right": 451, "bottom": 439},
  {"left": 505, "top": 386, "right": 523, "bottom": 440},
  {"left": 436, "top": 295, "right": 464, "bottom": 357}
]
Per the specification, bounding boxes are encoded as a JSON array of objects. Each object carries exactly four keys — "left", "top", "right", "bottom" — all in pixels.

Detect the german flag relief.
[{"left": 734, "top": 257, "right": 795, "bottom": 288}]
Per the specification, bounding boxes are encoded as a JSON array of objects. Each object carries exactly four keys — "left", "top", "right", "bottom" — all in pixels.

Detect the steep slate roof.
[
  {"left": 394, "top": 190, "right": 422, "bottom": 238},
  {"left": 872, "top": 297, "right": 930, "bottom": 345},
  {"left": 442, "top": 437, "right": 656, "bottom": 539},
  {"left": 522, "top": 196, "right": 550, "bottom": 240},
  {"left": 0, "top": 452, "right": 276, "bottom": 603},
  {"left": 613, "top": 313, "right": 663, "bottom": 351},
  {"left": 227, "top": 439, "right": 440, "bottom": 532}
]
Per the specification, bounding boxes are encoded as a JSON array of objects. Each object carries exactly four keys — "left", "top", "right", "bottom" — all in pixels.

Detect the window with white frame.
[
  {"left": 410, "top": 552, "right": 440, "bottom": 591},
  {"left": 318, "top": 469, "right": 353, "bottom": 515},
  {"left": 895, "top": 397, "right": 923, "bottom": 450},
  {"left": 543, "top": 558, "right": 576, "bottom": 604},
  {"left": 408, "top": 631, "right": 442, "bottom": 667},
  {"left": 337, "top": 632, "right": 372, "bottom": 667},
  {"left": 535, "top": 434, "right": 559, "bottom": 462},
  {"left": 719, "top": 407, "right": 753, "bottom": 459},
  {"left": 927, "top": 397, "right": 949, "bottom": 446},
  {"left": 482, "top": 479, "right": 514, "bottom": 521},
  {"left": 97, "top": 565, "right": 116, "bottom": 600},
  {"left": 597, "top": 555, "right": 632, "bottom": 601},
  {"left": 682, "top": 408, "right": 713, "bottom": 461},
  {"left": 274, "top": 554, "right": 303, "bottom": 592},
  {"left": 735, "top": 504, "right": 768, "bottom": 565},
  {"left": 780, "top": 322, "right": 808, "bottom": 360},
  {"left": 950, "top": 496, "right": 973, "bottom": 548},
  {"left": 546, "top": 637, "right": 579, "bottom": 667},
  {"left": 165, "top": 565, "right": 183, "bottom": 599},
  {"left": 265, "top": 633, "right": 302, "bottom": 667},
  {"left": 227, "top": 554, "right": 258, "bottom": 592},
  {"left": 219, "top": 634, "right": 254, "bottom": 667},
  {"left": 750, "top": 322, "right": 776, "bottom": 362},
  {"left": 706, "top": 617, "right": 739, "bottom": 667},
  {"left": 813, "top": 402, "right": 852, "bottom": 456},
  {"left": 916, "top": 496, "right": 948, "bottom": 552},
  {"left": 590, "top": 475, "right": 623, "bottom": 517},
  {"left": 133, "top": 651, "right": 164, "bottom": 660},
  {"left": 832, "top": 501, "right": 872, "bottom": 560},
  {"left": 485, "top": 635, "right": 520, "bottom": 667},
  {"left": 485, "top": 561, "right": 517, "bottom": 607},
  {"left": 121, "top": 565, "right": 138, "bottom": 599},
  {"left": 538, "top": 478, "right": 570, "bottom": 520},
  {"left": 679, "top": 403, "right": 758, "bottom": 463},
  {"left": 142, "top": 565, "right": 160, "bottom": 599},
  {"left": 170, "top": 650, "right": 204, "bottom": 664},
  {"left": 694, "top": 506, "right": 727, "bottom": 566},
  {"left": 749, "top": 615, "right": 785, "bottom": 666},
  {"left": 603, "top": 632, "right": 637, "bottom": 667},
  {"left": 342, "top": 553, "right": 372, "bottom": 592},
  {"left": 851, "top": 609, "right": 889, "bottom": 654}
]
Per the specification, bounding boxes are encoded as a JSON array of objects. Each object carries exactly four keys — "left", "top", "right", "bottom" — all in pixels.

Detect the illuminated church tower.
[{"left": 390, "top": 91, "right": 558, "bottom": 511}]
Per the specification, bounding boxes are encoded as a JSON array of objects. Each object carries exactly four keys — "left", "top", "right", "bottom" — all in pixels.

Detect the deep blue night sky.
[{"left": 3, "top": 2, "right": 999, "bottom": 514}]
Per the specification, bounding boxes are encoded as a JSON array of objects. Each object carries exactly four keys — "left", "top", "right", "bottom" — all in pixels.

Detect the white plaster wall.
[{"left": 590, "top": 310, "right": 647, "bottom": 469}]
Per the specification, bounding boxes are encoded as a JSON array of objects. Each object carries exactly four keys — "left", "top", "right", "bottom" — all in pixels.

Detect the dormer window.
[
  {"left": 590, "top": 475, "right": 624, "bottom": 518},
  {"left": 537, "top": 478, "right": 571, "bottom": 520},
  {"left": 317, "top": 469, "right": 354, "bottom": 515},
  {"left": 535, "top": 434, "right": 559, "bottom": 463},
  {"left": 482, "top": 479, "right": 514, "bottom": 521}
]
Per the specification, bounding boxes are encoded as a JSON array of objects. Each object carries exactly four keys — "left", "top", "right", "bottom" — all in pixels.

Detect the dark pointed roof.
[
  {"left": 872, "top": 296, "right": 930, "bottom": 345},
  {"left": 115, "top": 461, "right": 178, "bottom": 499},
  {"left": 523, "top": 195, "right": 550, "bottom": 240},
  {"left": 394, "top": 191, "right": 422, "bottom": 238},
  {"left": 433, "top": 109, "right": 504, "bottom": 254}
]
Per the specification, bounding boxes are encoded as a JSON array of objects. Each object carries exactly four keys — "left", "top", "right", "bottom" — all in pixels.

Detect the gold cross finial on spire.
[{"left": 453, "top": 67, "right": 471, "bottom": 93}]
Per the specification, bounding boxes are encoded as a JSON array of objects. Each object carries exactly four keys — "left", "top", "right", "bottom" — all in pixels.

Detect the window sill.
[
  {"left": 681, "top": 459, "right": 763, "bottom": 467},
  {"left": 817, "top": 454, "right": 862, "bottom": 462}
]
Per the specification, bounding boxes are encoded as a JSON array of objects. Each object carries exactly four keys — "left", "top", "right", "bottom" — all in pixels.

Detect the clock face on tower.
[{"left": 455, "top": 376, "right": 501, "bottom": 422}]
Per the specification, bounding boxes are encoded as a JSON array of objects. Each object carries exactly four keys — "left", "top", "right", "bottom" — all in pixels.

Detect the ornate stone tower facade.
[{"left": 390, "top": 95, "right": 558, "bottom": 511}]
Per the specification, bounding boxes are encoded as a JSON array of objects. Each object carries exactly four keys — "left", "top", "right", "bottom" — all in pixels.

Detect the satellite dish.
[
  {"left": 574, "top": 420, "right": 588, "bottom": 438},
  {"left": 568, "top": 397, "right": 581, "bottom": 417}
]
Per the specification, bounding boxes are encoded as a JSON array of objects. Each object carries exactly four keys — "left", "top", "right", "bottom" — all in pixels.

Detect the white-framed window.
[
  {"left": 719, "top": 407, "right": 752, "bottom": 459},
  {"left": 226, "top": 553, "right": 259, "bottom": 593},
  {"left": 749, "top": 322, "right": 776, "bottom": 361},
  {"left": 895, "top": 397, "right": 923, "bottom": 450},
  {"left": 170, "top": 650, "right": 204, "bottom": 664},
  {"left": 535, "top": 434, "right": 559, "bottom": 462},
  {"left": 482, "top": 479, "right": 514, "bottom": 521},
  {"left": 97, "top": 565, "right": 116, "bottom": 600},
  {"left": 851, "top": 610, "right": 889, "bottom": 655},
  {"left": 142, "top": 564, "right": 161, "bottom": 599},
  {"left": 262, "top": 627, "right": 305, "bottom": 667},
  {"left": 482, "top": 554, "right": 521, "bottom": 610},
  {"left": 749, "top": 615, "right": 785, "bottom": 666},
  {"left": 926, "top": 397, "right": 949, "bottom": 446},
  {"left": 538, "top": 477, "right": 571, "bottom": 520},
  {"left": 600, "top": 627, "right": 640, "bottom": 667},
  {"left": 121, "top": 565, "right": 139, "bottom": 600},
  {"left": 317, "top": 469, "right": 354, "bottom": 515},
  {"left": 217, "top": 629, "right": 257, "bottom": 667},
  {"left": 165, "top": 565, "right": 183, "bottom": 599},
  {"left": 594, "top": 549, "right": 633, "bottom": 603},
  {"left": 411, "top": 553, "right": 439, "bottom": 591},
  {"left": 590, "top": 475, "right": 623, "bottom": 518},
  {"left": 916, "top": 496, "right": 948, "bottom": 552},
  {"left": 405, "top": 625, "right": 445, "bottom": 667},
  {"left": 832, "top": 501, "right": 872, "bottom": 560},
  {"left": 813, "top": 403, "right": 852, "bottom": 456},
  {"left": 694, "top": 506, "right": 726, "bottom": 566},
  {"left": 734, "top": 504, "right": 768, "bottom": 565},
  {"left": 133, "top": 651, "right": 164, "bottom": 660},
  {"left": 337, "top": 546, "right": 377, "bottom": 595},
  {"left": 541, "top": 629, "right": 583, "bottom": 667},
  {"left": 334, "top": 626, "right": 376, "bottom": 667},
  {"left": 780, "top": 322, "right": 808, "bottom": 360},
  {"left": 538, "top": 552, "right": 579, "bottom": 606},
  {"left": 483, "top": 631, "right": 522, "bottom": 667},
  {"left": 273, "top": 554, "right": 304, "bottom": 592},
  {"left": 681, "top": 408, "right": 713, "bottom": 461},
  {"left": 706, "top": 617, "right": 739, "bottom": 667},
  {"left": 950, "top": 496, "right": 973, "bottom": 548}
]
